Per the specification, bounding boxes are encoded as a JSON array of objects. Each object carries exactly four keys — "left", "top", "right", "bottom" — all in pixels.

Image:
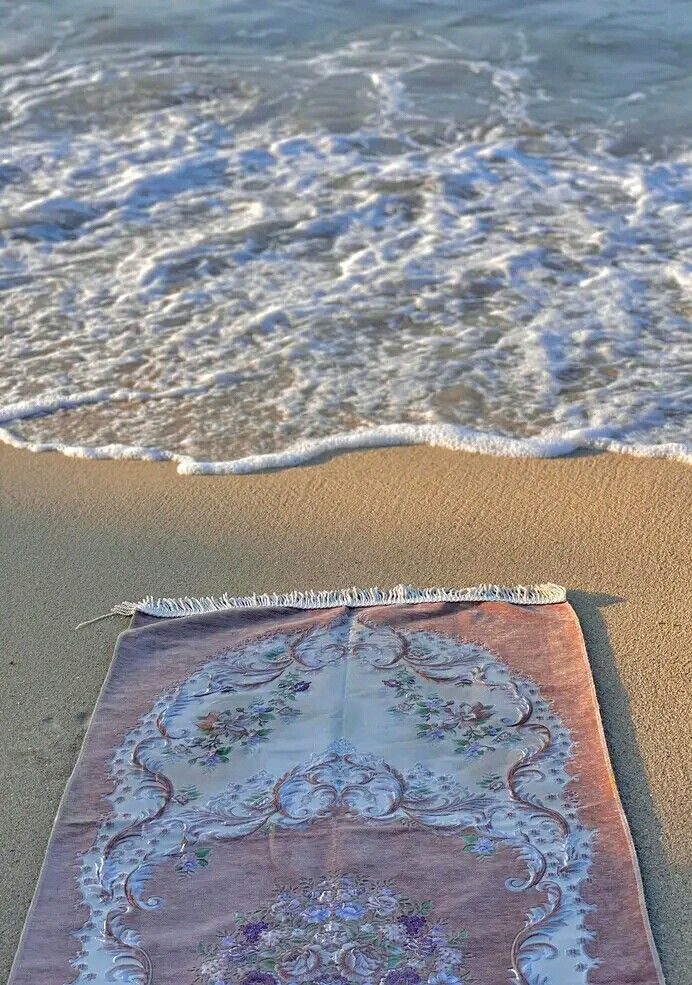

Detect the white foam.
[
  {"left": 0, "top": 33, "right": 690, "bottom": 473},
  {"left": 1, "top": 417, "right": 690, "bottom": 474}
]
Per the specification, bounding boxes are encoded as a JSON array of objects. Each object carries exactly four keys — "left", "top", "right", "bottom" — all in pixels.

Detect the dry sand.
[{"left": 0, "top": 443, "right": 690, "bottom": 983}]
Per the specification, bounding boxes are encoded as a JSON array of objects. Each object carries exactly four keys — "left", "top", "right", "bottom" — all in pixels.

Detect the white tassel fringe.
[{"left": 78, "top": 583, "right": 566, "bottom": 626}]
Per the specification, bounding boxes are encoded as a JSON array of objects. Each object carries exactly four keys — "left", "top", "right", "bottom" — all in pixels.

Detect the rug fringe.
[{"left": 78, "top": 583, "right": 566, "bottom": 626}]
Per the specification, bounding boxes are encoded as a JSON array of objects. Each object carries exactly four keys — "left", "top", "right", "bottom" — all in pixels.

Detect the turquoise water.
[{"left": 1, "top": 0, "right": 690, "bottom": 470}]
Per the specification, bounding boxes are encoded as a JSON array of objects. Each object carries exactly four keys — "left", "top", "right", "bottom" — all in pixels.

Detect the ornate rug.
[{"left": 10, "top": 584, "right": 665, "bottom": 985}]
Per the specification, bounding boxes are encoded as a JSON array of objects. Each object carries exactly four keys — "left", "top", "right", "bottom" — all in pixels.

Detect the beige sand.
[{"left": 0, "top": 444, "right": 690, "bottom": 982}]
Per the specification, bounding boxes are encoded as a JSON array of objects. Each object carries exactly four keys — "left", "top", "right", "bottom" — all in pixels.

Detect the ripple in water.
[{"left": 1, "top": 3, "right": 690, "bottom": 471}]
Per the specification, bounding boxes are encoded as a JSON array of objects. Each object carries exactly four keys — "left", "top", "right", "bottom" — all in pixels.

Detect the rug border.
[
  {"left": 82, "top": 582, "right": 567, "bottom": 625},
  {"left": 570, "top": 606, "right": 667, "bottom": 985}
]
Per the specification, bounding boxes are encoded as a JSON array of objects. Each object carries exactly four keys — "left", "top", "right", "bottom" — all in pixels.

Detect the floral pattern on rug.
[
  {"left": 382, "top": 669, "right": 524, "bottom": 758},
  {"left": 193, "top": 874, "right": 470, "bottom": 985},
  {"left": 69, "top": 614, "right": 596, "bottom": 985},
  {"left": 180, "top": 672, "right": 311, "bottom": 767}
]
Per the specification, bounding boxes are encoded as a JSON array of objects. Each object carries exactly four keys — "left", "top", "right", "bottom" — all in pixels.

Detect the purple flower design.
[
  {"left": 239, "top": 921, "right": 269, "bottom": 943},
  {"left": 382, "top": 970, "right": 422, "bottom": 985},
  {"left": 195, "top": 875, "right": 469, "bottom": 985},
  {"left": 240, "top": 974, "right": 277, "bottom": 985},
  {"left": 398, "top": 914, "right": 427, "bottom": 937}
]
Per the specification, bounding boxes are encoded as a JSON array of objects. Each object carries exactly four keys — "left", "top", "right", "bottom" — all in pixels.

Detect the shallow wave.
[
  {"left": 1, "top": 415, "right": 691, "bottom": 473},
  {"left": 0, "top": 29, "right": 690, "bottom": 471}
]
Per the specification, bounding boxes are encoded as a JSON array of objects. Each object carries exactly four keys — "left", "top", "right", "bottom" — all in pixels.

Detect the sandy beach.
[{"left": 0, "top": 444, "right": 690, "bottom": 982}]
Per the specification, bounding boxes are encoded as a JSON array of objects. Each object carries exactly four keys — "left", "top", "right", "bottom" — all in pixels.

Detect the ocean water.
[{"left": 1, "top": 0, "right": 690, "bottom": 472}]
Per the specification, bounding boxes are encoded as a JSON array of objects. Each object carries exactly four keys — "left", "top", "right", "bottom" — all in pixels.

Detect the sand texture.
[{"left": 0, "top": 444, "right": 690, "bottom": 982}]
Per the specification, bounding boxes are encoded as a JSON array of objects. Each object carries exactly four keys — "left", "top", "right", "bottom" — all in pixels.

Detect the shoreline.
[
  {"left": 0, "top": 443, "right": 690, "bottom": 981},
  {"left": 1, "top": 416, "right": 691, "bottom": 472}
]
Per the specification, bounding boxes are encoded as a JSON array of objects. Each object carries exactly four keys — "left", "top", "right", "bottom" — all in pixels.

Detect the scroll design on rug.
[
  {"left": 69, "top": 616, "right": 595, "bottom": 985},
  {"left": 192, "top": 873, "right": 471, "bottom": 985}
]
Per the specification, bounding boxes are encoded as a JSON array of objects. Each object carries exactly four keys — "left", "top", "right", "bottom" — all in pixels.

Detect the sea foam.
[{"left": 0, "top": 23, "right": 690, "bottom": 472}]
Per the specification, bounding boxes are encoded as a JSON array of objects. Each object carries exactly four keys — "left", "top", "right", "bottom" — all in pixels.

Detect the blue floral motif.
[
  {"left": 175, "top": 847, "right": 211, "bottom": 874},
  {"left": 334, "top": 902, "right": 366, "bottom": 920},
  {"left": 193, "top": 875, "right": 470, "bottom": 985},
  {"left": 181, "top": 671, "right": 312, "bottom": 767},
  {"left": 463, "top": 835, "right": 496, "bottom": 858},
  {"left": 303, "top": 905, "right": 331, "bottom": 923},
  {"left": 384, "top": 669, "right": 523, "bottom": 757}
]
